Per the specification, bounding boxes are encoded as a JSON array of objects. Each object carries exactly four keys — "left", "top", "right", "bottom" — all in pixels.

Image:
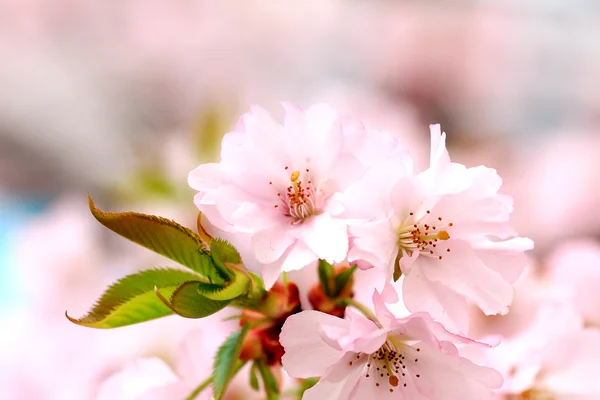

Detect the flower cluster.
[{"left": 184, "top": 103, "right": 533, "bottom": 399}]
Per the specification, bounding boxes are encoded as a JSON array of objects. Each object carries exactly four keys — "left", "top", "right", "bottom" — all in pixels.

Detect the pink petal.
[
  {"left": 429, "top": 124, "right": 451, "bottom": 171},
  {"left": 303, "top": 353, "right": 366, "bottom": 400},
  {"left": 420, "top": 240, "right": 514, "bottom": 316},
  {"left": 347, "top": 220, "right": 397, "bottom": 270},
  {"left": 280, "top": 311, "right": 348, "bottom": 378},
  {"left": 473, "top": 237, "right": 534, "bottom": 284},
  {"left": 294, "top": 213, "right": 348, "bottom": 264},
  {"left": 261, "top": 258, "right": 284, "bottom": 290},
  {"left": 251, "top": 228, "right": 295, "bottom": 264},
  {"left": 402, "top": 269, "right": 470, "bottom": 334},
  {"left": 408, "top": 343, "right": 502, "bottom": 400},
  {"left": 188, "top": 163, "right": 226, "bottom": 192},
  {"left": 280, "top": 241, "right": 319, "bottom": 273}
]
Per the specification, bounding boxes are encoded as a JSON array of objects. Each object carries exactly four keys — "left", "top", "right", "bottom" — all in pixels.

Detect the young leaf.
[
  {"left": 155, "top": 281, "right": 230, "bottom": 318},
  {"left": 213, "top": 324, "right": 251, "bottom": 400},
  {"left": 256, "top": 359, "right": 280, "bottom": 400},
  {"left": 249, "top": 362, "right": 260, "bottom": 391},
  {"left": 210, "top": 238, "right": 242, "bottom": 281},
  {"left": 66, "top": 268, "right": 200, "bottom": 329},
  {"left": 317, "top": 259, "right": 334, "bottom": 297},
  {"left": 88, "top": 195, "right": 226, "bottom": 284},
  {"left": 197, "top": 266, "right": 251, "bottom": 301},
  {"left": 332, "top": 265, "right": 357, "bottom": 297}
]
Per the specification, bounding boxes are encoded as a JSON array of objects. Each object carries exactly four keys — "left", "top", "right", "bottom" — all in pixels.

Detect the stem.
[
  {"left": 184, "top": 375, "right": 213, "bottom": 400},
  {"left": 184, "top": 361, "right": 247, "bottom": 400},
  {"left": 339, "top": 298, "right": 382, "bottom": 328}
]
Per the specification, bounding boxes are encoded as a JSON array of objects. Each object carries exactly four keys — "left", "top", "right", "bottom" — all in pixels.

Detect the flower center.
[
  {"left": 508, "top": 389, "right": 556, "bottom": 400},
  {"left": 351, "top": 340, "right": 422, "bottom": 393},
  {"left": 397, "top": 211, "right": 453, "bottom": 261},
  {"left": 271, "top": 168, "right": 316, "bottom": 224}
]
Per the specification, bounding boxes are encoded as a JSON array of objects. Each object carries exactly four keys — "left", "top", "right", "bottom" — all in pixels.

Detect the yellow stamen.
[{"left": 437, "top": 230, "right": 450, "bottom": 240}]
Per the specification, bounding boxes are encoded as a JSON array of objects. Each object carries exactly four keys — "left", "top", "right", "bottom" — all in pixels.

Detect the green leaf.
[
  {"left": 66, "top": 268, "right": 200, "bottom": 329},
  {"left": 256, "top": 359, "right": 280, "bottom": 400},
  {"left": 213, "top": 324, "right": 250, "bottom": 400},
  {"left": 249, "top": 362, "right": 260, "bottom": 391},
  {"left": 318, "top": 260, "right": 334, "bottom": 297},
  {"left": 197, "top": 266, "right": 251, "bottom": 301},
  {"left": 155, "top": 281, "right": 230, "bottom": 318},
  {"left": 88, "top": 195, "right": 226, "bottom": 284},
  {"left": 210, "top": 238, "right": 241, "bottom": 280},
  {"left": 332, "top": 265, "right": 357, "bottom": 297}
]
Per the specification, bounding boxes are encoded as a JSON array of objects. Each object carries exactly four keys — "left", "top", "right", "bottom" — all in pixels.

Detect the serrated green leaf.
[
  {"left": 88, "top": 195, "right": 225, "bottom": 284},
  {"left": 155, "top": 281, "right": 230, "bottom": 318},
  {"left": 249, "top": 362, "right": 260, "bottom": 391},
  {"left": 332, "top": 265, "right": 357, "bottom": 297},
  {"left": 213, "top": 324, "right": 250, "bottom": 400},
  {"left": 210, "top": 238, "right": 241, "bottom": 280},
  {"left": 66, "top": 268, "right": 200, "bottom": 329},
  {"left": 256, "top": 359, "right": 280, "bottom": 400},
  {"left": 197, "top": 266, "right": 251, "bottom": 301},
  {"left": 318, "top": 260, "right": 334, "bottom": 297}
]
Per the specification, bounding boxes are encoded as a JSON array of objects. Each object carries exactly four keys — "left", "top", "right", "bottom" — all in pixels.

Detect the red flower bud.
[
  {"left": 259, "top": 281, "right": 301, "bottom": 320},
  {"left": 308, "top": 284, "right": 347, "bottom": 318}
]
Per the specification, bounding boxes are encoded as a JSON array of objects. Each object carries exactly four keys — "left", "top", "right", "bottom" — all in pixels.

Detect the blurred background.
[{"left": 1, "top": 0, "right": 600, "bottom": 399}]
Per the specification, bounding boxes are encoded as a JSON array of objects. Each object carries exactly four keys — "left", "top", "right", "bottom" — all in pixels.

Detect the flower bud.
[
  {"left": 239, "top": 329, "right": 264, "bottom": 361},
  {"left": 309, "top": 266, "right": 355, "bottom": 317},
  {"left": 259, "top": 281, "right": 301, "bottom": 320},
  {"left": 308, "top": 284, "right": 347, "bottom": 318}
]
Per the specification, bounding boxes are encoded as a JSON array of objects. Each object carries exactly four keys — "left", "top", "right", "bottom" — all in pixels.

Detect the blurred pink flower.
[
  {"left": 96, "top": 357, "right": 187, "bottom": 400},
  {"left": 97, "top": 316, "right": 234, "bottom": 400},
  {"left": 463, "top": 293, "right": 600, "bottom": 399},
  {"left": 344, "top": 125, "right": 533, "bottom": 332},
  {"left": 280, "top": 290, "right": 502, "bottom": 400},
  {"left": 545, "top": 240, "right": 600, "bottom": 327},
  {"left": 189, "top": 103, "right": 406, "bottom": 288}
]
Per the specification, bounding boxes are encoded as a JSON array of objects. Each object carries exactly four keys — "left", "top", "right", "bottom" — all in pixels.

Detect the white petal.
[{"left": 280, "top": 310, "right": 348, "bottom": 378}]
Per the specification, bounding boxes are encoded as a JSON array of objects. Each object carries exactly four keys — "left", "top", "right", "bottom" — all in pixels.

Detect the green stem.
[
  {"left": 185, "top": 361, "right": 247, "bottom": 400},
  {"left": 339, "top": 298, "right": 382, "bottom": 328},
  {"left": 184, "top": 375, "right": 213, "bottom": 400}
]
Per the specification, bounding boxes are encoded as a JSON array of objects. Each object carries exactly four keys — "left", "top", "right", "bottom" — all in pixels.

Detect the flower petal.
[
  {"left": 251, "top": 229, "right": 295, "bottom": 264},
  {"left": 303, "top": 353, "right": 366, "bottom": 400},
  {"left": 420, "top": 240, "right": 514, "bottom": 316},
  {"left": 294, "top": 213, "right": 348, "bottom": 264},
  {"left": 402, "top": 269, "right": 470, "bottom": 334},
  {"left": 280, "top": 310, "right": 348, "bottom": 378}
]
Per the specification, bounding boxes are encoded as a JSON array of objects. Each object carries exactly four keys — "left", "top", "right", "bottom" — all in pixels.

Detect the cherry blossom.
[
  {"left": 280, "top": 290, "right": 502, "bottom": 400},
  {"left": 343, "top": 125, "right": 533, "bottom": 332},
  {"left": 464, "top": 289, "right": 600, "bottom": 399},
  {"left": 188, "top": 103, "right": 407, "bottom": 288}
]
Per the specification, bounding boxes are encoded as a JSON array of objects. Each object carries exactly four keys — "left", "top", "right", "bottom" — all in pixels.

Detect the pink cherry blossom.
[
  {"left": 280, "top": 290, "right": 502, "bottom": 400},
  {"left": 463, "top": 292, "right": 600, "bottom": 399},
  {"left": 545, "top": 240, "right": 600, "bottom": 327},
  {"left": 188, "top": 103, "right": 407, "bottom": 288},
  {"left": 344, "top": 125, "right": 533, "bottom": 332}
]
